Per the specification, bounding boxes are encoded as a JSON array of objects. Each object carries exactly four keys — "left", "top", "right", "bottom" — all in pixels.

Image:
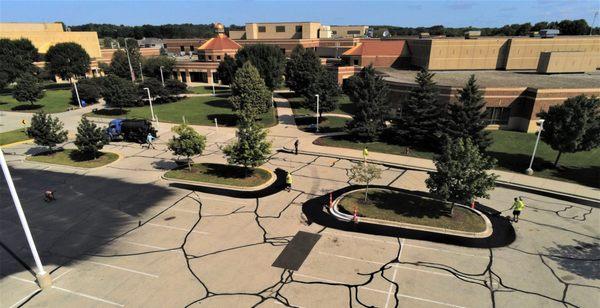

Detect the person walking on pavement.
[
  {"left": 294, "top": 139, "right": 299, "bottom": 155},
  {"left": 44, "top": 190, "right": 56, "bottom": 202},
  {"left": 146, "top": 132, "right": 156, "bottom": 149},
  {"left": 362, "top": 147, "right": 369, "bottom": 163},
  {"left": 510, "top": 197, "right": 525, "bottom": 222},
  {"left": 285, "top": 171, "right": 293, "bottom": 192}
]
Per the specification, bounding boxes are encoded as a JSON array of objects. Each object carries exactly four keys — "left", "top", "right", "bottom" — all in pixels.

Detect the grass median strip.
[
  {"left": 164, "top": 163, "right": 272, "bottom": 187},
  {"left": 0, "top": 129, "right": 30, "bottom": 146},
  {"left": 26, "top": 149, "right": 119, "bottom": 168},
  {"left": 338, "top": 189, "right": 486, "bottom": 233},
  {"left": 0, "top": 89, "right": 72, "bottom": 113}
]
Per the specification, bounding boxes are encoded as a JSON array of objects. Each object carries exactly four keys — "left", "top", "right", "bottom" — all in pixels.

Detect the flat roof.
[{"left": 380, "top": 68, "right": 600, "bottom": 89}]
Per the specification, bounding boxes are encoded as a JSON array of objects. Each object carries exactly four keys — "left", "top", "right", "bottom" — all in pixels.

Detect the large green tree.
[
  {"left": 74, "top": 116, "right": 109, "bottom": 158},
  {"left": 0, "top": 38, "right": 39, "bottom": 89},
  {"left": 138, "top": 77, "right": 171, "bottom": 103},
  {"left": 168, "top": 124, "right": 206, "bottom": 171},
  {"left": 101, "top": 75, "right": 140, "bottom": 108},
  {"left": 142, "top": 55, "right": 175, "bottom": 80},
  {"left": 216, "top": 54, "right": 238, "bottom": 85},
  {"left": 394, "top": 69, "right": 441, "bottom": 147},
  {"left": 229, "top": 62, "right": 271, "bottom": 117},
  {"left": 301, "top": 69, "right": 340, "bottom": 118},
  {"left": 445, "top": 75, "right": 491, "bottom": 150},
  {"left": 13, "top": 75, "right": 45, "bottom": 105},
  {"left": 343, "top": 65, "right": 390, "bottom": 141},
  {"left": 538, "top": 95, "right": 600, "bottom": 167},
  {"left": 426, "top": 138, "right": 498, "bottom": 206},
  {"left": 45, "top": 42, "right": 91, "bottom": 80},
  {"left": 108, "top": 49, "right": 141, "bottom": 80},
  {"left": 27, "top": 111, "right": 68, "bottom": 152},
  {"left": 71, "top": 78, "right": 102, "bottom": 106},
  {"left": 235, "top": 44, "right": 285, "bottom": 90},
  {"left": 223, "top": 111, "right": 271, "bottom": 173}
]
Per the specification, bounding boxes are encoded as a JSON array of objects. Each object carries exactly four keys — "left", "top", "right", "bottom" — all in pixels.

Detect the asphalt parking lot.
[{"left": 1, "top": 135, "right": 598, "bottom": 307}]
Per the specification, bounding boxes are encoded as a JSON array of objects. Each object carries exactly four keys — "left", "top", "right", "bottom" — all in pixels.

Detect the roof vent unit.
[
  {"left": 419, "top": 32, "right": 430, "bottom": 39},
  {"left": 540, "top": 29, "right": 559, "bottom": 38},
  {"left": 464, "top": 30, "right": 481, "bottom": 39}
]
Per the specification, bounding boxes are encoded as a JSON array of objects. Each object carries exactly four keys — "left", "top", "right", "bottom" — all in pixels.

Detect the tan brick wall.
[
  {"left": 536, "top": 51, "right": 600, "bottom": 73},
  {"left": 505, "top": 36, "right": 600, "bottom": 70}
]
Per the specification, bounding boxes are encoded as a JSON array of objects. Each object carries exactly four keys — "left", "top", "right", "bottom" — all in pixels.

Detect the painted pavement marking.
[
  {"left": 146, "top": 223, "right": 209, "bottom": 234},
  {"left": 87, "top": 261, "right": 159, "bottom": 278}
]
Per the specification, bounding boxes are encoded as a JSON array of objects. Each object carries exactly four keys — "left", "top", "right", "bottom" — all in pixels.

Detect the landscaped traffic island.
[
  {"left": 26, "top": 149, "right": 119, "bottom": 168},
  {"left": 334, "top": 188, "right": 491, "bottom": 237},
  {"left": 164, "top": 163, "right": 274, "bottom": 189}
]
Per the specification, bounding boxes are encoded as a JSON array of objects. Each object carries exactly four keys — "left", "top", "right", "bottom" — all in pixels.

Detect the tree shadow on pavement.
[
  {"left": 545, "top": 240, "right": 600, "bottom": 280},
  {"left": 0, "top": 167, "right": 176, "bottom": 279}
]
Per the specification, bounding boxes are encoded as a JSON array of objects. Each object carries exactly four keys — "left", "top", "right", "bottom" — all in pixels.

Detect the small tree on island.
[
  {"left": 229, "top": 62, "right": 271, "bottom": 116},
  {"left": 348, "top": 162, "right": 383, "bottom": 201},
  {"left": 27, "top": 111, "right": 68, "bottom": 152},
  {"left": 223, "top": 112, "right": 272, "bottom": 175},
  {"left": 13, "top": 75, "right": 45, "bottom": 106},
  {"left": 445, "top": 75, "right": 491, "bottom": 151},
  {"left": 537, "top": 95, "right": 600, "bottom": 167},
  {"left": 426, "top": 138, "right": 498, "bottom": 213},
  {"left": 343, "top": 65, "right": 390, "bottom": 141},
  {"left": 168, "top": 124, "right": 206, "bottom": 171},
  {"left": 74, "top": 117, "right": 109, "bottom": 158}
]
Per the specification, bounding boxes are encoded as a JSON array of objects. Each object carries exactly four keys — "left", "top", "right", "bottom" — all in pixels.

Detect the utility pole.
[
  {"left": 143, "top": 87, "right": 156, "bottom": 121},
  {"left": 139, "top": 62, "right": 144, "bottom": 82},
  {"left": 526, "top": 119, "right": 545, "bottom": 175},
  {"left": 591, "top": 11, "right": 599, "bottom": 36},
  {"left": 73, "top": 82, "right": 82, "bottom": 108},
  {"left": 315, "top": 94, "right": 320, "bottom": 133},
  {"left": 159, "top": 66, "right": 165, "bottom": 86},
  {"left": 124, "top": 39, "right": 135, "bottom": 82},
  {"left": 0, "top": 149, "right": 52, "bottom": 289}
]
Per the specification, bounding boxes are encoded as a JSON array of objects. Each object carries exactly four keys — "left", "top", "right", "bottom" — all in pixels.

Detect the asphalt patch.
[{"left": 272, "top": 231, "right": 321, "bottom": 271}]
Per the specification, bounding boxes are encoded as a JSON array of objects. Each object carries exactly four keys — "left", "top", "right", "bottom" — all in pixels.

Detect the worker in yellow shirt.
[
  {"left": 510, "top": 197, "right": 525, "bottom": 222},
  {"left": 362, "top": 147, "right": 369, "bottom": 163},
  {"left": 285, "top": 171, "right": 293, "bottom": 192}
]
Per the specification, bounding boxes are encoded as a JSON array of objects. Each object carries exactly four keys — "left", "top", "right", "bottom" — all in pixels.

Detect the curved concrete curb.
[
  {"left": 330, "top": 188, "right": 493, "bottom": 239},
  {"left": 162, "top": 166, "right": 276, "bottom": 192},
  {"left": 23, "top": 150, "right": 122, "bottom": 171}
]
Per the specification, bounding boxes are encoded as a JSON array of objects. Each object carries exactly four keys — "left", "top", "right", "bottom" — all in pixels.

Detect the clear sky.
[{"left": 1, "top": 0, "right": 599, "bottom": 28}]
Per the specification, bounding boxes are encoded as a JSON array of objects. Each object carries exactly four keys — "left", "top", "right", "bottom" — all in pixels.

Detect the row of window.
[{"left": 258, "top": 25, "right": 303, "bottom": 33}]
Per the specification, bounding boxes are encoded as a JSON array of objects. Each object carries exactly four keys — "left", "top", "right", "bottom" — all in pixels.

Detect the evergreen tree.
[
  {"left": 229, "top": 62, "right": 271, "bottom": 117},
  {"left": 164, "top": 79, "right": 188, "bottom": 95},
  {"left": 27, "top": 111, "right": 68, "bottom": 152},
  {"left": 71, "top": 78, "right": 101, "bottom": 106},
  {"left": 538, "top": 95, "right": 600, "bottom": 167},
  {"left": 301, "top": 69, "right": 340, "bottom": 118},
  {"left": 74, "top": 116, "right": 109, "bottom": 158},
  {"left": 100, "top": 75, "right": 140, "bottom": 108},
  {"left": 235, "top": 44, "right": 285, "bottom": 90},
  {"left": 285, "top": 45, "right": 321, "bottom": 95},
  {"left": 45, "top": 42, "right": 91, "bottom": 80},
  {"left": 395, "top": 69, "right": 441, "bottom": 147},
  {"left": 168, "top": 124, "right": 206, "bottom": 171},
  {"left": 216, "top": 54, "right": 238, "bottom": 85},
  {"left": 108, "top": 49, "right": 141, "bottom": 80},
  {"left": 426, "top": 138, "right": 498, "bottom": 206},
  {"left": 343, "top": 65, "right": 390, "bottom": 141},
  {"left": 138, "top": 77, "right": 171, "bottom": 103},
  {"left": 13, "top": 75, "right": 44, "bottom": 105},
  {"left": 445, "top": 75, "right": 491, "bottom": 150},
  {"left": 142, "top": 55, "right": 175, "bottom": 80},
  {"left": 223, "top": 111, "right": 272, "bottom": 173}
]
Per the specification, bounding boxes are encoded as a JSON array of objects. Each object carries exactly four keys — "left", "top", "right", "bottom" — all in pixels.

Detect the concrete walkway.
[{"left": 272, "top": 94, "right": 599, "bottom": 202}]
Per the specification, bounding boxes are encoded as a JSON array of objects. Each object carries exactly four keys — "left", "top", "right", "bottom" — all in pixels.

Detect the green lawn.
[
  {"left": 86, "top": 96, "right": 278, "bottom": 127},
  {"left": 164, "top": 163, "right": 272, "bottom": 187},
  {"left": 284, "top": 94, "right": 355, "bottom": 116},
  {"left": 338, "top": 189, "right": 486, "bottom": 232},
  {"left": 296, "top": 116, "right": 349, "bottom": 133},
  {"left": 26, "top": 149, "right": 119, "bottom": 168},
  {"left": 315, "top": 130, "right": 600, "bottom": 187},
  {"left": 0, "top": 90, "right": 72, "bottom": 113},
  {"left": 0, "top": 129, "right": 30, "bottom": 146},
  {"left": 188, "top": 85, "right": 231, "bottom": 95}
]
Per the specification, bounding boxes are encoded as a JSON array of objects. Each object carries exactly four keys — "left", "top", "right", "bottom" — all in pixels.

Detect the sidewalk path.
[{"left": 272, "top": 94, "right": 599, "bottom": 202}]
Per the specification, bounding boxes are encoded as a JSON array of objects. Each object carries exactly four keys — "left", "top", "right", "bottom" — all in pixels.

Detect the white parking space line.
[
  {"left": 385, "top": 239, "right": 403, "bottom": 308},
  {"left": 146, "top": 223, "right": 209, "bottom": 234},
  {"left": 403, "top": 243, "right": 488, "bottom": 259},
  {"left": 52, "top": 269, "right": 73, "bottom": 282},
  {"left": 87, "top": 261, "right": 159, "bottom": 278},
  {"left": 52, "top": 286, "right": 124, "bottom": 307},
  {"left": 9, "top": 275, "right": 36, "bottom": 285},
  {"left": 119, "top": 239, "right": 178, "bottom": 252},
  {"left": 9, "top": 290, "right": 40, "bottom": 308},
  {"left": 293, "top": 273, "right": 387, "bottom": 295},
  {"left": 321, "top": 231, "right": 397, "bottom": 245}
]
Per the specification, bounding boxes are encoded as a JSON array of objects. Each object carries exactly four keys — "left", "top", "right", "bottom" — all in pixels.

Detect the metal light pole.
[
  {"left": 143, "top": 87, "right": 156, "bottom": 121},
  {"left": 0, "top": 149, "right": 52, "bottom": 289},
  {"left": 124, "top": 39, "right": 135, "bottom": 82},
  {"left": 315, "top": 94, "right": 320, "bottom": 132},
  {"left": 73, "top": 82, "right": 82, "bottom": 108},
  {"left": 159, "top": 66, "right": 165, "bottom": 86},
  {"left": 212, "top": 83, "right": 215, "bottom": 96},
  {"left": 139, "top": 62, "right": 144, "bottom": 82},
  {"left": 525, "top": 119, "right": 545, "bottom": 175}
]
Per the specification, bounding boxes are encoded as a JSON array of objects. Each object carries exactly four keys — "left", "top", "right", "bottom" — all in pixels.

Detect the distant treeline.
[
  {"left": 375, "top": 19, "right": 597, "bottom": 37},
  {"left": 70, "top": 19, "right": 597, "bottom": 39}
]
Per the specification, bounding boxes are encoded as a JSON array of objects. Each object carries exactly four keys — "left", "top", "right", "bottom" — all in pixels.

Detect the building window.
[
  {"left": 296, "top": 26, "right": 303, "bottom": 32},
  {"left": 258, "top": 26, "right": 266, "bottom": 32},
  {"left": 217, "top": 55, "right": 221, "bottom": 60},
  {"left": 163, "top": 44, "right": 168, "bottom": 48},
  {"left": 280, "top": 48, "right": 286, "bottom": 54},
  {"left": 484, "top": 107, "right": 511, "bottom": 125},
  {"left": 199, "top": 55, "right": 205, "bottom": 61},
  {"left": 208, "top": 55, "right": 212, "bottom": 61},
  {"left": 332, "top": 30, "right": 337, "bottom": 35},
  {"left": 190, "top": 45, "right": 195, "bottom": 51},
  {"left": 180, "top": 46, "right": 185, "bottom": 51},
  {"left": 353, "top": 59, "right": 359, "bottom": 65},
  {"left": 276, "top": 26, "right": 286, "bottom": 32},
  {"left": 347, "top": 30, "right": 361, "bottom": 35}
]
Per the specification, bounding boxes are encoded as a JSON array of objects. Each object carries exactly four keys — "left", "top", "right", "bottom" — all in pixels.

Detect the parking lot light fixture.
[
  {"left": 143, "top": 87, "right": 156, "bottom": 122},
  {"left": 525, "top": 119, "right": 545, "bottom": 175}
]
